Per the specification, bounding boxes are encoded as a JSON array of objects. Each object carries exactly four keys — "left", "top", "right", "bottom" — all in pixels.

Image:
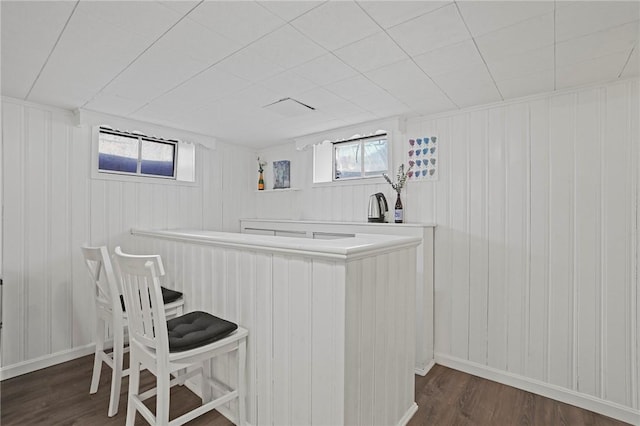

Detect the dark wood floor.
[{"left": 1, "top": 355, "right": 630, "bottom": 425}]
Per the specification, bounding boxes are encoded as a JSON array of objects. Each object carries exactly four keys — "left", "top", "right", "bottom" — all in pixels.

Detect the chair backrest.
[
  {"left": 113, "top": 247, "right": 169, "bottom": 354},
  {"left": 81, "top": 246, "right": 122, "bottom": 314}
]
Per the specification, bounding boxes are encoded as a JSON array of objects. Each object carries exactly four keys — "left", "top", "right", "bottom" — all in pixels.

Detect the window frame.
[
  {"left": 91, "top": 126, "right": 197, "bottom": 186},
  {"left": 332, "top": 134, "right": 389, "bottom": 182},
  {"left": 97, "top": 127, "right": 178, "bottom": 179}
]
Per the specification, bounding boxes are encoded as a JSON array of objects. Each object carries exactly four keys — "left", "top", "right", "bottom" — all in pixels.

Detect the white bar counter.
[{"left": 130, "top": 228, "right": 420, "bottom": 426}]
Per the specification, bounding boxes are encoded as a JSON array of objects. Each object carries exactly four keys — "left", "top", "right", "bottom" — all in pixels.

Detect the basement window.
[
  {"left": 94, "top": 126, "right": 195, "bottom": 183},
  {"left": 313, "top": 134, "right": 388, "bottom": 183}
]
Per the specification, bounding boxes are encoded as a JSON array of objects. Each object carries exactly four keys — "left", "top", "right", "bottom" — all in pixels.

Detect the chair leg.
[
  {"left": 156, "top": 373, "right": 171, "bottom": 426},
  {"left": 90, "top": 317, "right": 105, "bottom": 394},
  {"left": 107, "top": 325, "right": 125, "bottom": 417},
  {"left": 237, "top": 339, "right": 247, "bottom": 426},
  {"left": 201, "top": 361, "right": 212, "bottom": 404},
  {"left": 125, "top": 352, "right": 140, "bottom": 426}
]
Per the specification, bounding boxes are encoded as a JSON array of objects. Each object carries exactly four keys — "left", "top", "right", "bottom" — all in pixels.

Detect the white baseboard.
[
  {"left": 414, "top": 359, "right": 436, "bottom": 377},
  {"left": 397, "top": 402, "right": 419, "bottom": 426},
  {"left": 0, "top": 344, "right": 95, "bottom": 381},
  {"left": 435, "top": 353, "right": 640, "bottom": 425}
]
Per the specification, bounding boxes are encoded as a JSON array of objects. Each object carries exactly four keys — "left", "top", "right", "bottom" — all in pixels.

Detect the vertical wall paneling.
[
  {"left": 574, "top": 88, "right": 601, "bottom": 397},
  {"left": 434, "top": 117, "right": 452, "bottom": 355},
  {"left": 450, "top": 114, "right": 470, "bottom": 360},
  {"left": 468, "top": 110, "right": 489, "bottom": 366},
  {"left": 1, "top": 98, "right": 255, "bottom": 376},
  {"left": 50, "top": 116, "right": 72, "bottom": 353},
  {"left": 528, "top": 98, "right": 550, "bottom": 382},
  {"left": 602, "top": 83, "right": 632, "bottom": 406},
  {"left": 487, "top": 107, "right": 508, "bottom": 371},
  {"left": 547, "top": 93, "right": 575, "bottom": 389},
  {"left": 2, "top": 102, "right": 25, "bottom": 365},
  {"left": 505, "top": 103, "right": 527, "bottom": 376},
  {"left": 252, "top": 79, "right": 639, "bottom": 420}
]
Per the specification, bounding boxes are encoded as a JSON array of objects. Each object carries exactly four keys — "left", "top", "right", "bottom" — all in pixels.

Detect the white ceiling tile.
[
  {"left": 84, "top": 94, "right": 148, "bottom": 116},
  {"left": 556, "top": 50, "right": 630, "bottom": 89},
  {"left": 442, "top": 82, "right": 502, "bottom": 108},
  {"left": 621, "top": 47, "right": 639, "bottom": 78},
  {"left": 365, "top": 59, "right": 444, "bottom": 100},
  {"left": 404, "top": 95, "right": 457, "bottom": 116},
  {"left": 413, "top": 39, "right": 484, "bottom": 77},
  {"left": 358, "top": 1, "right": 451, "bottom": 29},
  {"left": 259, "top": 71, "right": 317, "bottom": 97},
  {"left": 101, "top": 47, "right": 209, "bottom": 102},
  {"left": 485, "top": 45, "right": 554, "bottom": 81},
  {"left": 291, "top": 1, "right": 380, "bottom": 51},
  {"left": 475, "top": 13, "right": 554, "bottom": 61},
  {"left": 258, "top": 1, "right": 324, "bottom": 22},
  {"left": 216, "top": 46, "right": 285, "bottom": 82},
  {"left": 28, "top": 7, "right": 156, "bottom": 107},
  {"left": 386, "top": 3, "right": 471, "bottom": 56},
  {"left": 155, "top": 68, "right": 251, "bottom": 108},
  {"left": 431, "top": 63, "right": 495, "bottom": 92},
  {"left": 350, "top": 91, "right": 408, "bottom": 112},
  {"left": 325, "top": 75, "right": 389, "bottom": 101},
  {"left": 334, "top": 32, "right": 408, "bottom": 73},
  {"left": 249, "top": 26, "right": 327, "bottom": 69},
  {"left": 456, "top": 0, "right": 554, "bottom": 37},
  {"left": 295, "top": 87, "right": 347, "bottom": 109},
  {"left": 556, "top": 1, "right": 640, "bottom": 42},
  {"left": 0, "top": 1, "right": 75, "bottom": 98},
  {"left": 556, "top": 21, "right": 639, "bottom": 68},
  {"left": 496, "top": 70, "right": 554, "bottom": 99},
  {"left": 292, "top": 54, "right": 359, "bottom": 86},
  {"left": 155, "top": 18, "right": 241, "bottom": 65},
  {"left": 76, "top": 1, "right": 184, "bottom": 44},
  {"left": 188, "top": 1, "right": 285, "bottom": 46},
  {"left": 158, "top": 1, "right": 200, "bottom": 15}
]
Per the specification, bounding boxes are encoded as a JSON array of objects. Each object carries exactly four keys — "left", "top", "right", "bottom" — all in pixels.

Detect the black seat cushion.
[
  {"left": 167, "top": 311, "right": 238, "bottom": 352},
  {"left": 119, "top": 286, "right": 183, "bottom": 312}
]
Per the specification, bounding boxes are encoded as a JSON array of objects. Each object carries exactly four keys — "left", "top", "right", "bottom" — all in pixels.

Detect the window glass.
[
  {"left": 98, "top": 132, "right": 138, "bottom": 173},
  {"left": 334, "top": 141, "right": 362, "bottom": 179},
  {"left": 140, "top": 139, "right": 175, "bottom": 177},
  {"left": 363, "top": 138, "right": 388, "bottom": 176},
  {"left": 330, "top": 136, "right": 388, "bottom": 181}
]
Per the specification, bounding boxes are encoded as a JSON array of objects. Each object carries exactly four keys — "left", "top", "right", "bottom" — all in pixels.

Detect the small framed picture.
[{"left": 273, "top": 160, "right": 290, "bottom": 189}]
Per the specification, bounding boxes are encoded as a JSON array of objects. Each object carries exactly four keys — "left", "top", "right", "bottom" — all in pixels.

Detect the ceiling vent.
[{"left": 263, "top": 97, "right": 316, "bottom": 117}]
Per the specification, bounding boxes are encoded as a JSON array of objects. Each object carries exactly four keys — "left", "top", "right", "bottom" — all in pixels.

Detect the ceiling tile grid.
[{"left": 1, "top": 0, "right": 639, "bottom": 147}]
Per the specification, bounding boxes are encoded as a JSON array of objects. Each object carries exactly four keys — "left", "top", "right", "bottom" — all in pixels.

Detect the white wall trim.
[
  {"left": 435, "top": 353, "right": 640, "bottom": 425},
  {"left": 414, "top": 359, "right": 436, "bottom": 377},
  {"left": 0, "top": 343, "right": 95, "bottom": 381},
  {"left": 397, "top": 402, "right": 419, "bottom": 426}
]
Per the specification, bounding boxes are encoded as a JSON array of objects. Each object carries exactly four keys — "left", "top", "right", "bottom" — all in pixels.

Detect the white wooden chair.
[
  {"left": 81, "top": 246, "right": 185, "bottom": 417},
  {"left": 114, "top": 246, "right": 248, "bottom": 426}
]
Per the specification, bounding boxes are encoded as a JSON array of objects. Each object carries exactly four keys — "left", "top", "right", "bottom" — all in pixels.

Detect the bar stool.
[
  {"left": 114, "top": 246, "right": 248, "bottom": 426},
  {"left": 81, "top": 246, "right": 185, "bottom": 417}
]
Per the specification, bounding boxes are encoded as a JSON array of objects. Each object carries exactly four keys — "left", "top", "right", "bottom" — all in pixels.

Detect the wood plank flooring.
[{"left": 1, "top": 355, "right": 630, "bottom": 425}]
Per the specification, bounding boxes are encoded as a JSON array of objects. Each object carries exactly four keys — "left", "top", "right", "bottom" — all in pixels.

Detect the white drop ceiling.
[{"left": 2, "top": 1, "right": 639, "bottom": 147}]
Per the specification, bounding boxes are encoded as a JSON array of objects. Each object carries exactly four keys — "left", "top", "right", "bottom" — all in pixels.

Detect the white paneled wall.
[
  {"left": 254, "top": 79, "right": 639, "bottom": 420},
  {"left": 131, "top": 235, "right": 417, "bottom": 426},
  {"left": 0, "top": 98, "right": 254, "bottom": 374}
]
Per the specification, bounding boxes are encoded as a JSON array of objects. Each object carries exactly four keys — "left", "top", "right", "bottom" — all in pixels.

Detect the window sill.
[{"left": 311, "top": 175, "right": 386, "bottom": 188}]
